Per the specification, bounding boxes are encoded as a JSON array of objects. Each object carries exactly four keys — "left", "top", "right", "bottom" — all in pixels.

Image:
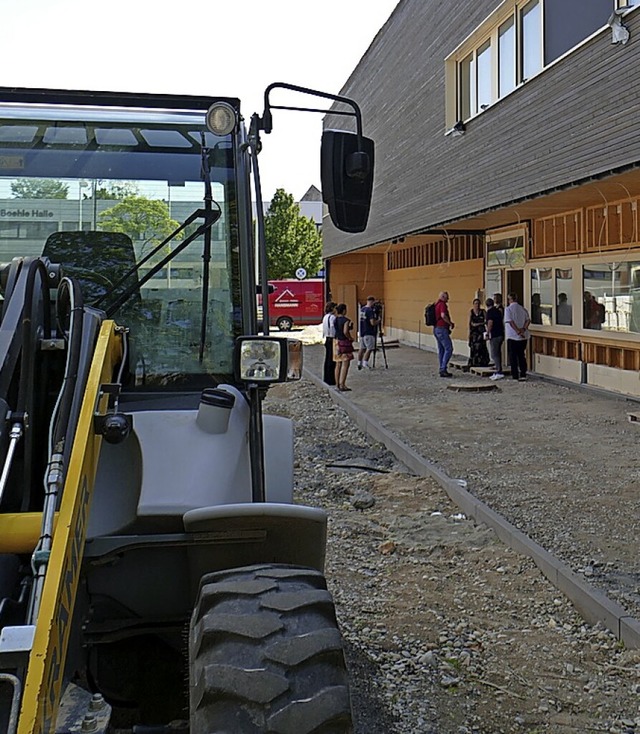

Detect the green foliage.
[
  {"left": 93, "top": 181, "right": 139, "bottom": 200},
  {"left": 11, "top": 178, "right": 69, "bottom": 199},
  {"left": 98, "top": 196, "right": 182, "bottom": 254},
  {"left": 264, "top": 188, "right": 322, "bottom": 280}
]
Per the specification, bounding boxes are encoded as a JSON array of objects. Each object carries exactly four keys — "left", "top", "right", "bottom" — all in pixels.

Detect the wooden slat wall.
[{"left": 532, "top": 335, "right": 640, "bottom": 371}]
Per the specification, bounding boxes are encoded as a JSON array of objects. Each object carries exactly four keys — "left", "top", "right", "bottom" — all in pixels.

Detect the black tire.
[
  {"left": 276, "top": 316, "right": 293, "bottom": 331},
  {"left": 189, "top": 564, "right": 352, "bottom": 734}
]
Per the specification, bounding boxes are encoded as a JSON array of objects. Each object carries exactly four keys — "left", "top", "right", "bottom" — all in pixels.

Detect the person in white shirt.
[
  {"left": 322, "top": 301, "right": 337, "bottom": 385},
  {"left": 504, "top": 292, "right": 530, "bottom": 382}
]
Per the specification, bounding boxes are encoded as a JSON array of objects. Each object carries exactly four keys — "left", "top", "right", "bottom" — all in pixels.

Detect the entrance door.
[{"left": 506, "top": 269, "right": 524, "bottom": 301}]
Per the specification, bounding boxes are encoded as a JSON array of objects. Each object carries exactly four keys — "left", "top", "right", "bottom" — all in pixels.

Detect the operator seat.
[
  {"left": 43, "top": 230, "right": 140, "bottom": 312},
  {"left": 43, "top": 230, "right": 146, "bottom": 385}
]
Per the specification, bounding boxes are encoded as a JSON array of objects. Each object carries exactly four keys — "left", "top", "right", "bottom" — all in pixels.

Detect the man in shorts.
[{"left": 357, "top": 296, "right": 380, "bottom": 370}]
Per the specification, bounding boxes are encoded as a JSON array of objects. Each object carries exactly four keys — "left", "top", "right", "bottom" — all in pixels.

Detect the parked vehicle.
[{"left": 266, "top": 278, "right": 325, "bottom": 330}]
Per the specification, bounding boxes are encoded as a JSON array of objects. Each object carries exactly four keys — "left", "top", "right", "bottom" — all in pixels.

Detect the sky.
[{"left": 0, "top": 0, "right": 399, "bottom": 203}]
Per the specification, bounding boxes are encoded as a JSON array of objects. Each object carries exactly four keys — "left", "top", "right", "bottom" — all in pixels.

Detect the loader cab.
[
  {"left": 0, "top": 87, "right": 374, "bottom": 732},
  {"left": 0, "top": 91, "right": 245, "bottom": 390}
]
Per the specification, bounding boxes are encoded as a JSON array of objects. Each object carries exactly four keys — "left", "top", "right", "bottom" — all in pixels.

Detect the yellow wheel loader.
[{"left": 0, "top": 85, "right": 374, "bottom": 734}]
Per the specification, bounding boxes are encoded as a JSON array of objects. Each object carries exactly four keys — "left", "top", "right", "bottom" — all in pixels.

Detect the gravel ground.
[{"left": 263, "top": 329, "right": 640, "bottom": 733}]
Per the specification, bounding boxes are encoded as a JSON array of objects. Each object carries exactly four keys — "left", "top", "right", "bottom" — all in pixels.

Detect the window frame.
[{"left": 446, "top": 0, "right": 626, "bottom": 131}]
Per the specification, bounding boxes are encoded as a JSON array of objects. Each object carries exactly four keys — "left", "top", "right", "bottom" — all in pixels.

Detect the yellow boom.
[{"left": 15, "top": 321, "right": 123, "bottom": 734}]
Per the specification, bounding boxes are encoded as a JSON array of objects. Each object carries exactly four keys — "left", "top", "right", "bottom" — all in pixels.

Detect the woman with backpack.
[{"left": 333, "top": 303, "right": 355, "bottom": 391}]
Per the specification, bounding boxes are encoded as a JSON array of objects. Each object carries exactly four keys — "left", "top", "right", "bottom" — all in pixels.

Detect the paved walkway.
[{"left": 302, "top": 340, "right": 640, "bottom": 648}]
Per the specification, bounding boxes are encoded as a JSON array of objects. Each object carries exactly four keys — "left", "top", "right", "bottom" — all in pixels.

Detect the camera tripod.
[{"left": 371, "top": 328, "right": 388, "bottom": 369}]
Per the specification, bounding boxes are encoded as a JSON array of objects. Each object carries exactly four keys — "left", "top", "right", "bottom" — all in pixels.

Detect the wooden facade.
[{"left": 322, "top": 0, "right": 640, "bottom": 397}]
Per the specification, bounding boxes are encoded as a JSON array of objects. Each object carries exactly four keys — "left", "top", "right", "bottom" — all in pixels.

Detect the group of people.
[
  {"left": 432, "top": 291, "right": 530, "bottom": 382},
  {"left": 322, "top": 296, "right": 380, "bottom": 392},
  {"left": 321, "top": 289, "right": 531, "bottom": 389}
]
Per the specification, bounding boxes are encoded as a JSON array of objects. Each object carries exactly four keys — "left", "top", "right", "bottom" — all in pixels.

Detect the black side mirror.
[
  {"left": 321, "top": 130, "right": 374, "bottom": 233},
  {"left": 255, "top": 284, "right": 275, "bottom": 294}
]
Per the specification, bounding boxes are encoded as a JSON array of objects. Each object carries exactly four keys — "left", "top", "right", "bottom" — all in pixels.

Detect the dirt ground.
[{"left": 265, "top": 365, "right": 640, "bottom": 734}]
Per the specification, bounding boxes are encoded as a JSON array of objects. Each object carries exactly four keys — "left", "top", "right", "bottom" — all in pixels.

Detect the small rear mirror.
[{"left": 321, "top": 130, "right": 374, "bottom": 233}]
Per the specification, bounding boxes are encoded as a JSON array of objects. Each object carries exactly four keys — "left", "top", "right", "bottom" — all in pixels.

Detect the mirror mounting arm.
[{"left": 259, "top": 82, "right": 365, "bottom": 149}]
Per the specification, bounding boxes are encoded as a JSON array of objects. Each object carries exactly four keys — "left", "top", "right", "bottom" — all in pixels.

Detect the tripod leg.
[{"left": 379, "top": 335, "right": 388, "bottom": 369}]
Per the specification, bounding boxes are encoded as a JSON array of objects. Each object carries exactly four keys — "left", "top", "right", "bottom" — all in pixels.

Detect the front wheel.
[
  {"left": 276, "top": 316, "right": 294, "bottom": 331},
  {"left": 189, "top": 564, "right": 352, "bottom": 734}
]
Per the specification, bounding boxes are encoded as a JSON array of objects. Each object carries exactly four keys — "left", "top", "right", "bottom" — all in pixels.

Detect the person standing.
[
  {"left": 434, "top": 291, "right": 455, "bottom": 377},
  {"left": 485, "top": 297, "right": 505, "bottom": 380},
  {"left": 493, "top": 293, "right": 504, "bottom": 315},
  {"left": 557, "top": 292, "right": 572, "bottom": 325},
  {"left": 333, "top": 303, "right": 355, "bottom": 391},
  {"left": 468, "top": 298, "right": 490, "bottom": 367},
  {"left": 504, "top": 292, "right": 530, "bottom": 381},
  {"left": 321, "top": 301, "right": 337, "bottom": 385},
  {"left": 357, "top": 296, "right": 380, "bottom": 370}
]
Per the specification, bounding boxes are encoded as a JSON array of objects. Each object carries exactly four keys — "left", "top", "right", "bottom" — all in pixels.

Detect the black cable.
[
  {"left": 51, "top": 278, "right": 84, "bottom": 449},
  {"left": 15, "top": 259, "right": 51, "bottom": 511},
  {"left": 16, "top": 259, "right": 51, "bottom": 415}
]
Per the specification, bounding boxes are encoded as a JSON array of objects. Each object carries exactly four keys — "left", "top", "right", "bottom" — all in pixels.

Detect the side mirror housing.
[{"left": 321, "top": 130, "right": 374, "bottom": 233}]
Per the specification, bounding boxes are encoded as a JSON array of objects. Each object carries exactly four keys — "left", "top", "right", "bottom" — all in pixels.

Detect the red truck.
[{"left": 260, "top": 278, "right": 325, "bottom": 330}]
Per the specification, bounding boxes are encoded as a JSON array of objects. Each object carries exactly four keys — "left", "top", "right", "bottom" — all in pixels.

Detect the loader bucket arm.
[{"left": 16, "top": 321, "right": 123, "bottom": 734}]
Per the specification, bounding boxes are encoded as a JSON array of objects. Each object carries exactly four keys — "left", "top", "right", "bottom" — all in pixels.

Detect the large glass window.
[
  {"left": 450, "top": 0, "right": 618, "bottom": 127},
  {"left": 459, "top": 53, "right": 475, "bottom": 122},
  {"left": 555, "top": 268, "right": 573, "bottom": 326},
  {"left": 498, "top": 17, "right": 517, "bottom": 97},
  {"left": 583, "top": 262, "right": 640, "bottom": 333},
  {"left": 521, "top": 0, "right": 543, "bottom": 80},
  {"left": 476, "top": 40, "right": 493, "bottom": 111},
  {"left": 530, "top": 267, "right": 553, "bottom": 325},
  {"left": 485, "top": 269, "right": 502, "bottom": 303},
  {"left": 487, "top": 235, "right": 525, "bottom": 268}
]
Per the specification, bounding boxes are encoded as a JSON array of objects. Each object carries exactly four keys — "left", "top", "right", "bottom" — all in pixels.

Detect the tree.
[
  {"left": 264, "top": 189, "right": 322, "bottom": 280},
  {"left": 98, "top": 196, "right": 182, "bottom": 253},
  {"left": 92, "top": 181, "right": 139, "bottom": 200},
  {"left": 11, "top": 178, "right": 68, "bottom": 199}
]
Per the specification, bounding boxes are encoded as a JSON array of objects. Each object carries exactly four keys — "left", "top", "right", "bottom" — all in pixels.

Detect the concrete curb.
[{"left": 304, "top": 367, "right": 640, "bottom": 649}]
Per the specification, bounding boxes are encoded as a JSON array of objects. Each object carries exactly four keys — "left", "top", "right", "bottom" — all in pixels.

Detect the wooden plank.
[
  {"left": 469, "top": 366, "right": 495, "bottom": 377},
  {"left": 449, "top": 358, "right": 470, "bottom": 372}
]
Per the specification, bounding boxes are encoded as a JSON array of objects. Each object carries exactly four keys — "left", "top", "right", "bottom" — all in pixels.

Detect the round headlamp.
[{"left": 205, "top": 102, "right": 238, "bottom": 136}]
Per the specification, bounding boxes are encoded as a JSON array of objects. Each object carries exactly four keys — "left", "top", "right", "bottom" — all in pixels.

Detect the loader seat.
[
  {"left": 44, "top": 230, "right": 146, "bottom": 384},
  {"left": 43, "top": 230, "right": 140, "bottom": 311}
]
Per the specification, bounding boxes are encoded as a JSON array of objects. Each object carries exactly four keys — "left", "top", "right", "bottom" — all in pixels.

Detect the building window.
[
  {"left": 486, "top": 234, "right": 525, "bottom": 268},
  {"left": 583, "top": 262, "right": 640, "bottom": 333},
  {"left": 530, "top": 267, "right": 553, "bottom": 325},
  {"left": 521, "top": 0, "right": 542, "bottom": 81},
  {"left": 447, "top": 0, "right": 614, "bottom": 128},
  {"left": 476, "top": 40, "right": 493, "bottom": 111},
  {"left": 0, "top": 221, "right": 21, "bottom": 239},
  {"left": 498, "top": 16, "right": 517, "bottom": 97},
  {"left": 459, "top": 53, "right": 474, "bottom": 121},
  {"left": 555, "top": 269, "right": 573, "bottom": 325}
]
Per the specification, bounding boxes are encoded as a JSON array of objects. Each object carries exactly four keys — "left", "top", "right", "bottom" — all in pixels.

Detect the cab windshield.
[{"left": 0, "top": 102, "right": 242, "bottom": 388}]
